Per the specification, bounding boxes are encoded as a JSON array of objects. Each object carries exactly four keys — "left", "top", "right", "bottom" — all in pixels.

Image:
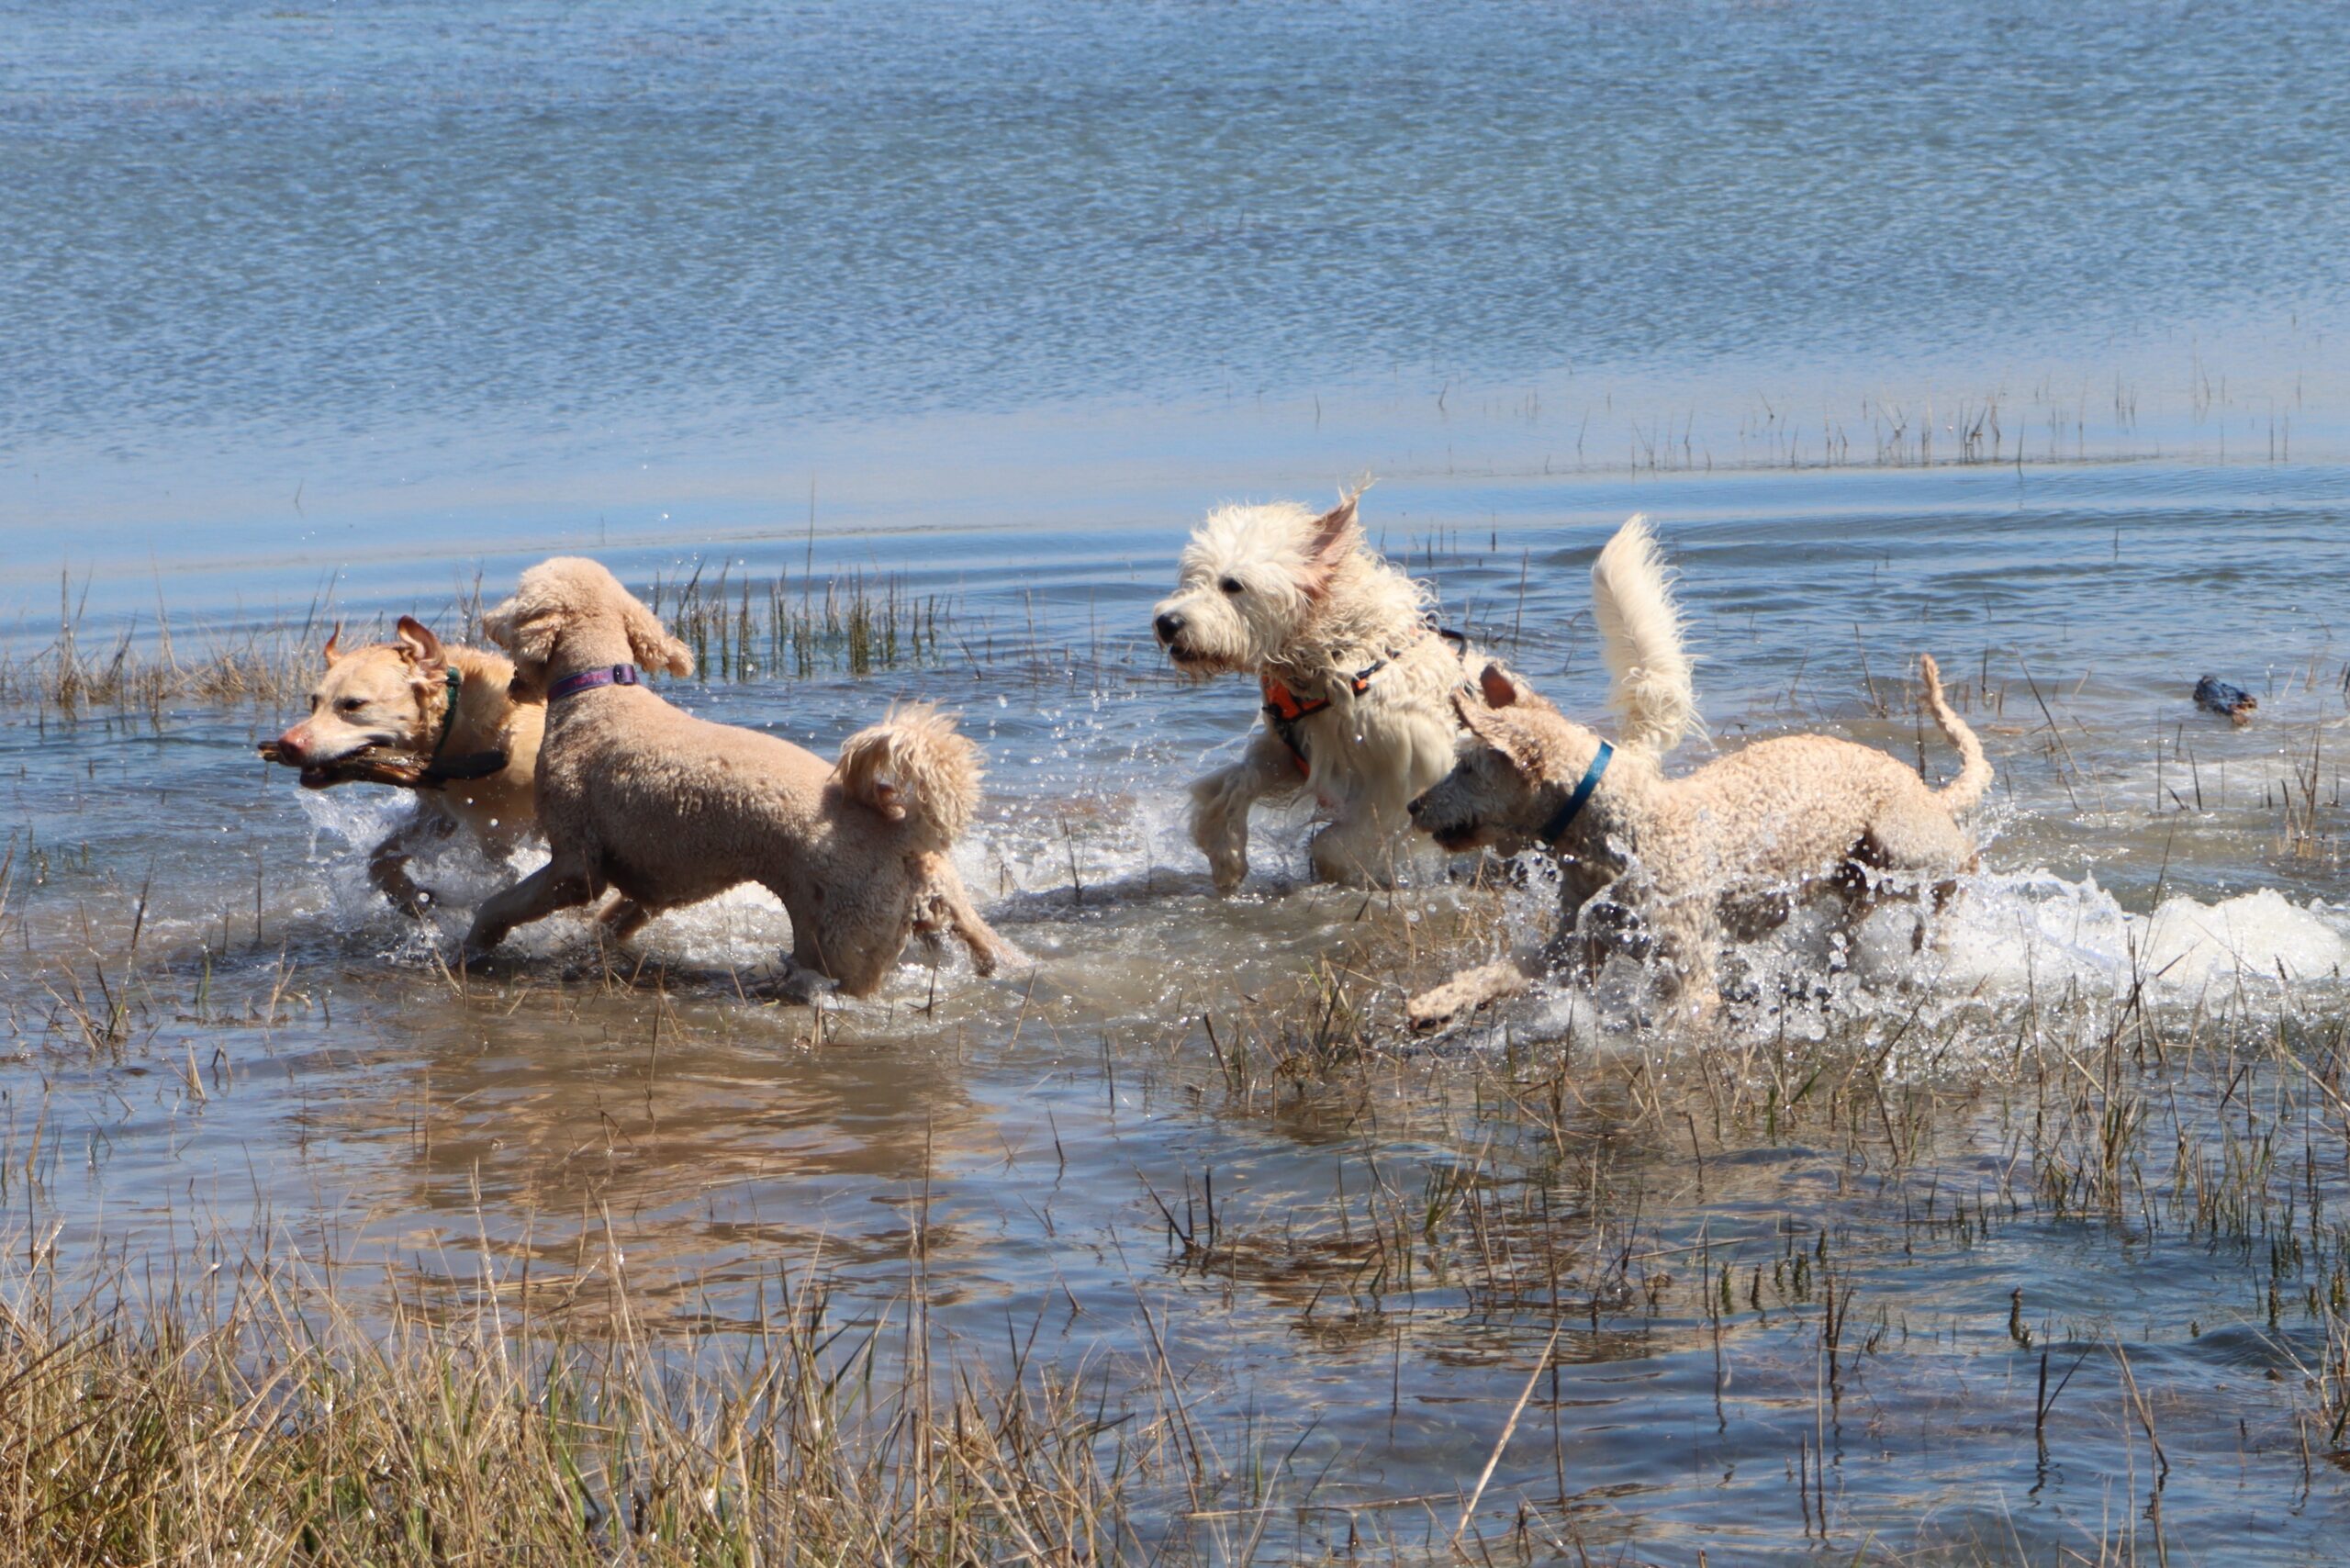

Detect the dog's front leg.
[
  {"left": 937, "top": 882, "right": 1010, "bottom": 978},
  {"left": 1189, "top": 730, "right": 1295, "bottom": 894},
  {"left": 598, "top": 897, "right": 655, "bottom": 943},
  {"left": 367, "top": 810, "right": 453, "bottom": 916},
  {"left": 1306, "top": 811, "right": 1402, "bottom": 889},
  {"left": 462, "top": 861, "right": 592, "bottom": 963},
  {"left": 1650, "top": 900, "right": 1723, "bottom": 1023}
]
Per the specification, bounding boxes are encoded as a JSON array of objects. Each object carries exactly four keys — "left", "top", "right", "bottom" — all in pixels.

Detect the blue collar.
[
  {"left": 1541, "top": 741, "right": 1612, "bottom": 843},
  {"left": 547, "top": 663, "right": 642, "bottom": 703}
]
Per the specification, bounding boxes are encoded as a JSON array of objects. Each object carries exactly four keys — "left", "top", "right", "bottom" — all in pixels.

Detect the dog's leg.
[
  {"left": 367, "top": 810, "right": 453, "bottom": 916},
  {"left": 463, "top": 861, "right": 592, "bottom": 962},
  {"left": 1307, "top": 810, "right": 1400, "bottom": 889},
  {"left": 1853, "top": 813, "right": 1976, "bottom": 953},
  {"left": 936, "top": 880, "right": 1009, "bottom": 978},
  {"left": 1650, "top": 898, "right": 1723, "bottom": 1023},
  {"left": 773, "top": 958, "right": 843, "bottom": 1007},
  {"left": 1190, "top": 730, "right": 1296, "bottom": 894},
  {"left": 1406, "top": 960, "right": 1532, "bottom": 1032},
  {"left": 598, "top": 898, "right": 655, "bottom": 943},
  {"left": 368, "top": 836, "right": 428, "bottom": 916}
]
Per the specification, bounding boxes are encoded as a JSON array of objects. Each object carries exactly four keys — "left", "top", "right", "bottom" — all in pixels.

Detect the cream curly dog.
[
  {"left": 1153, "top": 498, "right": 1695, "bottom": 890},
  {"left": 267, "top": 618, "right": 543, "bottom": 913},
  {"left": 1404, "top": 654, "right": 1991, "bottom": 1028},
  {"left": 463, "top": 557, "right": 1008, "bottom": 998}
]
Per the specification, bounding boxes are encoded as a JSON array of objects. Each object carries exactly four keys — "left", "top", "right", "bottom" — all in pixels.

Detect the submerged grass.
[{"left": 8, "top": 875, "right": 2350, "bottom": 1562}]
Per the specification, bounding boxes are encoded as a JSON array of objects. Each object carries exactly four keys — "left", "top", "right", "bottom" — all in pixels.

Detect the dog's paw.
[{"left": 772, "top": 964, "right": 841, "bottom": 1007}]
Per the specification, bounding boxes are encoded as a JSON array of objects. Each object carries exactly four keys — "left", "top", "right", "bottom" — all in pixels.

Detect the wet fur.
[
  {"left": 272, "top": 619, "right": 544, "bottom": 913},
  {"left": 1404, "top": 655, "right": 1991, "bottom": 1029},
  {"left": 1153, "top": 499, "right": 1691, "bottom": 890},
  {"left": 465, "top": 557, "right": 1008, "bottom": 998}
]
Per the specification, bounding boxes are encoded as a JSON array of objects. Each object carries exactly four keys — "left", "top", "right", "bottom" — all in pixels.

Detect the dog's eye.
[
  {"left": 1219, "top": 577, "right": 1244, "bottom": 595},
  {"left": 337, "top": 697, "right": 364, "bottom": 714}
]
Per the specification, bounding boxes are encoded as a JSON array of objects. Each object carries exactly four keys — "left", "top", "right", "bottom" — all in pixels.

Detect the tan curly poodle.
[
  {"left": 1404, "top": 653, "right": 1991, "bottom": 1028},
  {"left": 463, "top": 556, "right": 1006, "bottom": 998}
]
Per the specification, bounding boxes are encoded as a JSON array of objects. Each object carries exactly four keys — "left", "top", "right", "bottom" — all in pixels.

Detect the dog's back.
[{"left": 536, "top": 687, "right": 834, "bottom": 902}]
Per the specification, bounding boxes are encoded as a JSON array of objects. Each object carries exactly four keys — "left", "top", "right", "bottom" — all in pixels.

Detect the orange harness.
[
  {"left": 1260, "top": 659, "right": 1394, "bottom": 774},
  {"left": 1259, "top": 627, "right": 1472, "bottom": 774}
]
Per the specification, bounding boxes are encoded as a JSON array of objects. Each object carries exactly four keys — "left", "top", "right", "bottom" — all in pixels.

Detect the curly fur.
[
  {"left": 1152, "top": 499, "right": 1701, "bottom": 892},
  {"left": 833, "top": 702, "right": 984, "bottom": 845},
  {"left": 272, "top": 617, "right": 544, "bottom": 913},
  {"left": 1404, "top": 654, "right": 1989, "bottom": 1029},
  {"left": 464, "top": 557, "right": 1007, "bottom": 997},
  {"left": 1591, "top": 515, "right": 1699, "bottom": 757},
  {"left": 1149, "top": 491, "right": 1474, "bottom": 890}
]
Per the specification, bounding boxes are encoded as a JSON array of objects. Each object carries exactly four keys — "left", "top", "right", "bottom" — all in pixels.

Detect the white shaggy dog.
[{"left": 1152, "top": 496, "right": 1695, "bottom": 891}]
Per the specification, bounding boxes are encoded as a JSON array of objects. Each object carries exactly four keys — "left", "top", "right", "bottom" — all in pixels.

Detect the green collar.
[{"left": 431, "top": 666, "right": 462, "bottom": 759}]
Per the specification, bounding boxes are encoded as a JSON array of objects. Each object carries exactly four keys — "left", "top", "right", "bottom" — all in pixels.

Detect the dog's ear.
[
  {"left": 1454, "top": 683, "right": 1540, "bottom": 774},
  {"left": 621, "top": 595, "right": 694, "bottom": 679},
  {"left": 321, "top": 622, "right": 343, "bottom": 667},
  {"left": 1477, "top": 662, "right": 1520, "bottom": 709},
  {"left": 482, "top": 593, "right": 559, "bottom": 668},
  {"left": 1297, "top": 493, "right": 1361, "bottom": 599},
  {"left": 393, "top": 616, "right": 446, "bottom": 671}
]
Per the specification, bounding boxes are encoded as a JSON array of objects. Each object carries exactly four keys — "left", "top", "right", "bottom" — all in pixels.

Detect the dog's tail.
[
  {"left": 1917, "top": 654, "right": 1992, "bottom": 812},
  {"left": 834, "top": 702, "right": 984, "bottom": 845},
  {"left": 1591, "top": 514, "right": 1699, "bottom": 756}
]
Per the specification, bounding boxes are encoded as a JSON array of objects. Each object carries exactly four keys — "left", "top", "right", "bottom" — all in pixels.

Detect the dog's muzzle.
[
  {"left": 1409, "top": 792, "right": 1479, "bottom": 850},
  {"left": 1153, "top": 611, "right": 1185, "bottom": 646}
]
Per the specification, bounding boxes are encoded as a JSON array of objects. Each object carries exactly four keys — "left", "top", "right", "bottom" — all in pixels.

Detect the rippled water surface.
[{"left": 6, "top": 3, "right": 2350, "bottom": 1562}]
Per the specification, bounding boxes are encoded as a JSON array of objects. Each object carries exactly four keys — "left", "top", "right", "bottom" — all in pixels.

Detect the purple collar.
[{"left": 546, "top": 663, "right": 642, "bottom": 703}]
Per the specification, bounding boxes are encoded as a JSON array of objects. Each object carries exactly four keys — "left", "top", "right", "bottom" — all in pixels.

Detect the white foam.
[{"left": 1914, "top": 872, "right": 2347, "bottom": 999}]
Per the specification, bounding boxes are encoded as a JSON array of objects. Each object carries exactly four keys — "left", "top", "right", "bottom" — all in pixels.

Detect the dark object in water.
[
  {"left": 2193, "top": 676, "right": 2257, "bottom": 726},
  {"left": 256, "top": 740, "right": 509, "bottom": 791}
]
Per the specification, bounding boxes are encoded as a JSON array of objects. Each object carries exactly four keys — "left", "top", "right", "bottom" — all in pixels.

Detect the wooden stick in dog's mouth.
[{"left": 256, "top": 740, "right": 507, "bottom": 791}]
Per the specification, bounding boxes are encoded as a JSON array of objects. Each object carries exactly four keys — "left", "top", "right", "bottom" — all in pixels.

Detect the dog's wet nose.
[
  {"left": 1153, "top": 611, "right": 1184, "bottom": 645},
  {"left": 1407, "top": 792, "right": 1427, "bottom": 819},
  {"left": 274, "top": 729, "right": 308, "bottom": 764}
]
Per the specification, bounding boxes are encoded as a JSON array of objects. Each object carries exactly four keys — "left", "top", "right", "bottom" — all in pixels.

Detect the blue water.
[
  {"left": 6, "top": 6, "right": 2350, "bottom": 1562},
  {"left": 4, "top": 0, "right": 2346, "bottom": 579}
]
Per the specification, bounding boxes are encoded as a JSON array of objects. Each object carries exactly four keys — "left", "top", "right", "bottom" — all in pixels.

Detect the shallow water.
[
  {"left": 9, "top": 2, "right": 2350, "bottom": 1560},
  {"left": 11, "top": 462, "right": 2350, "bottom": 1560}
]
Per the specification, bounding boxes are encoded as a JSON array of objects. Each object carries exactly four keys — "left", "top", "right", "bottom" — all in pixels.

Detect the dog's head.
[
  {"left": 1409, "top": 663, "right": 1595, "bottom": 854},
  {"left": 1151, "top": 494, "right": 1363, "bottom": 677},
  {"left": 272, "top": 617, "right": 449, "bottom": 783},
  {"left": 482, "top": 556, "right": 693, "bottom": 693}
]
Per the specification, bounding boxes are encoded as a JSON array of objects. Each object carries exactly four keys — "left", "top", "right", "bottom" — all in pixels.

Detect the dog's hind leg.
[
  {"left": 463, "top": 861, "right": 593, "bottom": 962},
  {"left": 598, "top": 898, "right": 655, "bottom": 943},
  {"left": 1190, "top": 729, "right": 1298, "bottom": 894},
  {"left": 1851, "top": 811, "right": 1977, "bottom": 953}
]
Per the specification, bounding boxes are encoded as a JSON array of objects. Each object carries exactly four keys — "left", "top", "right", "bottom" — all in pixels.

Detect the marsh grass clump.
[
  {"left": 647, "top": 564, "right": 946, "bottom": 681},
  {"left": 0, "top": 566, "right": 960, "bottom": 721},
  {"left": 0, "top": 1245, "right": 1155, "bottom": 1568}
]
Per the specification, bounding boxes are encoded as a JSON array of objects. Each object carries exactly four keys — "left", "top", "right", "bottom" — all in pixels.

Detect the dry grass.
[{"left": 0, "top": 1243, "right": 1153, "bottom": 1567}]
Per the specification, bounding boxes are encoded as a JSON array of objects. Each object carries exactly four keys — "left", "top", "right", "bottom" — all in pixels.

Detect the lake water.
[{"left": 5, "top": 3, "right": 2350, "bottom": 1562}]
